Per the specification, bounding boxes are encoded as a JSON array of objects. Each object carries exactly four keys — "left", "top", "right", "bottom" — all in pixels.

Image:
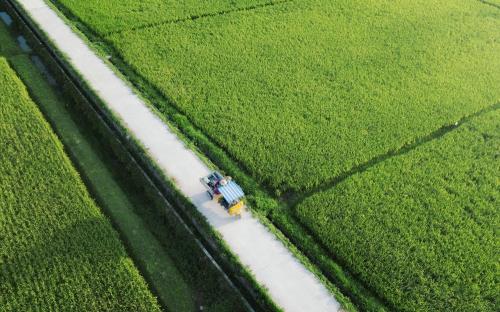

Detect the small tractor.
[{"left": 201, "top": 171, "right": 245, "bottom": 216}]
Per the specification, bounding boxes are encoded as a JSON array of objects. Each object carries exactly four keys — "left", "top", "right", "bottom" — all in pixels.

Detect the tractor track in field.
[
  {"left": 286, "top": 101, "right": 500, "bottom": 209},
  {"left": 103, "top": 0, "right": 294, "bottom": 37}
]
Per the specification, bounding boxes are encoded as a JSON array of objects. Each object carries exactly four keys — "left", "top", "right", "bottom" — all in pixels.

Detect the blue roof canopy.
[{"left": 218, "top": 181, "right": 244, "bottom": 203}]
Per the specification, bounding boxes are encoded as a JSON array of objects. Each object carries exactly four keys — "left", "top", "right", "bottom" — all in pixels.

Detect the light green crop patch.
[
  {"left": 296, "top": 109, "right": 500, "bottom": 312},
  {"left": 0, "top": 57, "right": 160, "bottom": 312},
  {"left": 106, "top": 0, "right": 500, "bottom": 191},
  {"left": 52, "top": 0, "right": 287, "bottom": 34}
]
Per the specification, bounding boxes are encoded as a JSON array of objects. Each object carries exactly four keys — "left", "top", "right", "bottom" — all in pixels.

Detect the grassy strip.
[
  {"left": 296, "top": 109, "right": 500, "bottom": 312},
  {"left": 5, "top": 2, "right": 280, "bottom": 310},
  {"left": 0, "top": 56, "right": 160, "bottom": 311}
]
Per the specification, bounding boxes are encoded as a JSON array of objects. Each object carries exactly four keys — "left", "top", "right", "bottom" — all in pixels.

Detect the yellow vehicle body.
[{"left": 228, "top": 200, "right": 244, "bottom": 216}]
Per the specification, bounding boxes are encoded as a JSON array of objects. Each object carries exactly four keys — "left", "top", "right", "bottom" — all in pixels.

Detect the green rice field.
[
  {"left": 297, "top": 109, "right": 500, "bottom": 311},
  {"left": 0, "top": 57, "right": 160, "bottom": 311},
  {"left": 51, "top": 0, "right": 286, "bottom": 34},
  {"left": 37, "top": 0, "right": 500, "bottom": 310},
  {"left": 65, "top": 0, "right": 500, "bottom": 192}
]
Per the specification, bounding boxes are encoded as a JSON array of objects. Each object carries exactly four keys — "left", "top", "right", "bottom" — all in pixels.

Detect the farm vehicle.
[{"left": 201, "top": 171, "right": 245, "bottom": 217}]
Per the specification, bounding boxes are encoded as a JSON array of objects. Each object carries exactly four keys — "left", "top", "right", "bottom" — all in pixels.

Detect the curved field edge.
[
  {"left": 0, "top": 57, "right": 160, "bottom": 311},
  {"left": 296, "top": 108, "right": 500, "bottom": 312}
]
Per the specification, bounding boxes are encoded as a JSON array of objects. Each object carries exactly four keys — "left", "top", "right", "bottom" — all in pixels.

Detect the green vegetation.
[
  {"left": 0, "top": 25, "right": 18, "bottom": 56},
  {"left": 0, "top": 16, "right": 248, "bottom": 310},
  {"left": 37, "top": 0, "right": 500, "bottom": 311},
  {"left": 104, "top": 0, "right": 500, "bottom": 192},
  {"left": 0, "top": 57, "right": 160, "bottom": 311},
  {"left": 53, "top": 0, "right": 286, "bottom": 34},
  {"left": 9, "top": 52, "right": 196, "bottom": 311},
  {"left": 483, "top": 0, "right": 500, "bottom": 7},
  {"left": 296, "top": 109, "right": 500, "bottom": 312},
  {"left": 11, "top": 53, "right": 248, "bottom": 312}
]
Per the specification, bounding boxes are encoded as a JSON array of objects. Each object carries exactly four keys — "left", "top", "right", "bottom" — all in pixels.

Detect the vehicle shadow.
[{"left": 190, "top": 192, "right": 239, "bottom": 228}]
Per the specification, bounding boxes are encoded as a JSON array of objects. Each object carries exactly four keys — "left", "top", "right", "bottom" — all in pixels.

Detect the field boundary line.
[
  {"left": 477, "top": 0, "right": 500, "bottom": 10},
  {"left": 103, "top": 0, "right": 294, "bottom": 37},
  {"left": 289, "top": 101, "right": 500, "bottom": 208}
]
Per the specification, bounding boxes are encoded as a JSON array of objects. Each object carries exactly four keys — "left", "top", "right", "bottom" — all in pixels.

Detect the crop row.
[
  {"left": 100, "top": 0, "right": 500, "bottom": 192},
  {"left": 295, "top": 108, "right": 500, "bottom": 312},
  {"left": 0, "top": 57, "right": 159, "bottom": 311}
]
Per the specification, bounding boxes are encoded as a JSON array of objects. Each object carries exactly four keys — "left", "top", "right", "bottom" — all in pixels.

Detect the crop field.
[
  {"left": 485, "top": 0, "right": 500, "bottom": 6},
  {"left": 296, "top": 109, "right": 500, "bottom": 311},
  {"left": 51, "top": 1, "right": 500, "bottom": 191},
  {"left": 45, "top": 0, "right": 500, "bottom": 311},
  {"left": 53, "top": 0, "right": 287, "bottom": 34},
  {"left": 0, "top": 57, "right": 159, "bottom": 311},
  {"left": 100, "top": 0, "right": 498, "bottom": 191}
]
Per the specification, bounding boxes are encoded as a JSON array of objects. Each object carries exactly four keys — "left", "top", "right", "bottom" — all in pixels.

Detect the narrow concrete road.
[{"left": 17, "top": 1, "right": 342, "bottom": 311}]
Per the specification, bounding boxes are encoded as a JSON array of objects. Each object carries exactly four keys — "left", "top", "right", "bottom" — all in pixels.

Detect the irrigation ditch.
[{"left": 0, "top": 1, "right": 281, "bottom": 311}]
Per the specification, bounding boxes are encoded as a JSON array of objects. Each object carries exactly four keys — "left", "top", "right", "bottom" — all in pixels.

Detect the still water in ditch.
[{"left": 1, "top": 9, "right": 58, "bottom": 86}]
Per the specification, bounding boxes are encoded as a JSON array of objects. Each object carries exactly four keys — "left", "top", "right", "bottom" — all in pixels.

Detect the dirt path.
[{"left": 17, "top": 1, "right": 342, "bottom": 310}]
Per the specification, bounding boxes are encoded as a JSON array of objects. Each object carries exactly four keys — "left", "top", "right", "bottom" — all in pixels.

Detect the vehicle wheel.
[{"left": 207, "top": 191, "right": 213, "bottom": 200}]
